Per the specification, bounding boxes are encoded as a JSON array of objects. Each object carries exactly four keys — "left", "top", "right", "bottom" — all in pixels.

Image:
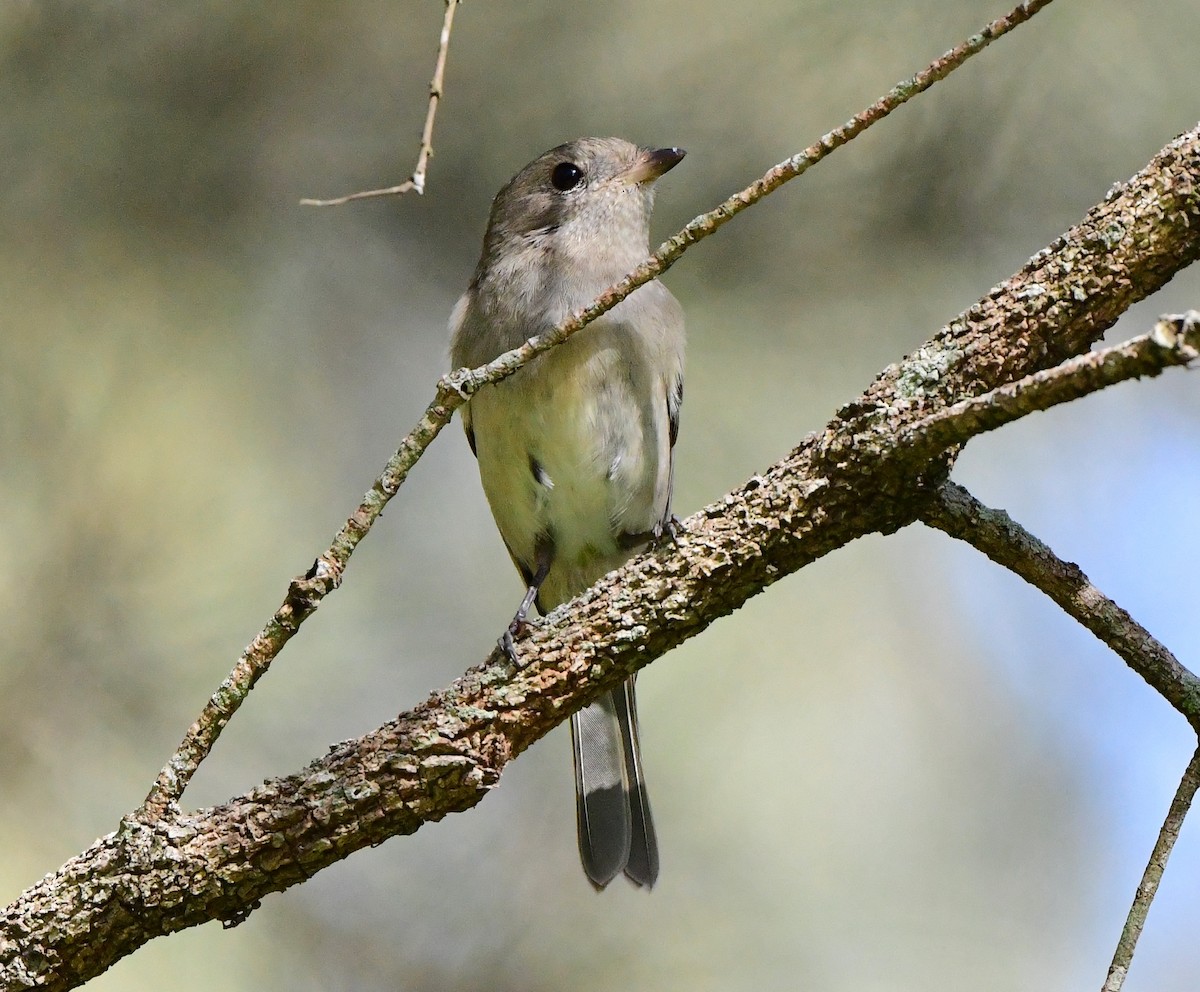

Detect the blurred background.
[{"left": 2, "top": 0, "right": 1199, "bottom": 988}]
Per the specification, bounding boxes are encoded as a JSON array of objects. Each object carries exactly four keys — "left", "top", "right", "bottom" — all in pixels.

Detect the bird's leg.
[
  {"left": 500, "top": 582, "right": 540, "bottom": 663},
  {"left": 650, "top": 513, "right": 683, "bottom": 549},
  {"left": 651, "top": 451, "right": 682, "bottom": 548},
  {"left": 500, "top": 549, "right": 552, "bottom": 665}
]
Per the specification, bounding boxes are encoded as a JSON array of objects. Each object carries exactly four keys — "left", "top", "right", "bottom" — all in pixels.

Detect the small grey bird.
[{"left": 449, "top": 137, "right": 686, "bottom": 889}]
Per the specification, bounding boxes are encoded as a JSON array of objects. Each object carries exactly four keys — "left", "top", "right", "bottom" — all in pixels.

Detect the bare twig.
[
  {"left": 1102, "top": 746, "right": 1200, "bottom": 992},
  {"left": 138, "top": 0, "right": 1061, "bottom": 817},
  {"left": 300, "top": 0, "right": 460, "bottom": 206},
  {"left": 899, "top": 311, "right": 1200, "bottom": 459},
  {"left": 920, "top": 481, "right": 1200, "bottom": 726}
]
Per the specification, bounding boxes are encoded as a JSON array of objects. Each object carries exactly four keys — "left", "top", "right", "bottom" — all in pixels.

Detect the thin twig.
[
  {"left": 900, "top": 311, "right": 1200, "bottom": 458},
  {"left": 138, "top": 0, "right": 1058, "bottom": 817},
  {"left": 920, "top": 481, "right": 1200, "bottom": 726},
  {"left": 300, "top": 0, "right": 460, "bottom": 206},
  {"left": 1102, "top": 745, "right": 1200, "bottom": 992}
]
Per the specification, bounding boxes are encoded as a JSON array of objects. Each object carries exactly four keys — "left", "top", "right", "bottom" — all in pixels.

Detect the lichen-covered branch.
[{"left": 900, "top": 311, "right": 1200, "bottom": 459}]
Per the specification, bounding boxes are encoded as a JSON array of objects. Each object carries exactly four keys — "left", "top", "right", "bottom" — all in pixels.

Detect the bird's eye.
[{"left": 550, "top": 161, "right": 585, "bottom": 191}]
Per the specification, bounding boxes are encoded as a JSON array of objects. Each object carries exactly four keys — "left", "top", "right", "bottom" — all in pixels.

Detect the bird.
[{"left": 449, "top": 137, "right": 686, "bottom": 889}]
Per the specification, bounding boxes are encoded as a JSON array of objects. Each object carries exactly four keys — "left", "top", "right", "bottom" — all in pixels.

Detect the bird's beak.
[{"left": 622, "top": 146, "right": 686, "bottom": 185}]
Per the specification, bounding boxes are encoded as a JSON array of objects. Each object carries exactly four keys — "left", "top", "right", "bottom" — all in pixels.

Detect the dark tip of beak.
[
  {"left": 648, "top": 146, "right": 686, "bottom": 176},
  {"left": 627, "top": 146, "right": 686, "bottom": 185}
]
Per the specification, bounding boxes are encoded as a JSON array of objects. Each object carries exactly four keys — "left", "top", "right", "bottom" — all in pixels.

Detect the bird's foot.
[
  {"left": 498, "top": 626, "right": 520, "bottom": 666},
  {"left": 650, "top": 514, "right": 683, "bottom": 549},
  {"left": 499, "top": 615, "right": 540, "bottom": 666}
]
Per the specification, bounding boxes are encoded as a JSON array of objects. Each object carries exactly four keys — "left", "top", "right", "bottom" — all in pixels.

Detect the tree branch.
[
  {"left": 300, "top": 0, "right": 461, "bottom": 206},
  {"left": 920, "top": 477, "right": 1200, "bottom": 988},
  {"left": 900, "top": 310, "right": 1200, "bottom": 459},
  {"left": 139, "top": 0, "right": 1060, "bottom": 819},
  {"left": 919, "top": 481, "right": 1200, "bottom": 726},
  {"left": 7, "top": 111, "right": 1200, "bottom": 991}
]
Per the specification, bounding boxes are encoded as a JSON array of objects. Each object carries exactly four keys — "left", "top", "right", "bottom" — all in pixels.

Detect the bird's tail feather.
[
  {"left": 616, "top": 677, "right": 659, "bottom": 887},
  {"left": 571, "top": 677, "right": 658, "bottom": 889}
]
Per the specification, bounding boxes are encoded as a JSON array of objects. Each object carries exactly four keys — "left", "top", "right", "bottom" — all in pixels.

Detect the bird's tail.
[{"left": 571, "top": 676, "right": 659, "bottom": 889}]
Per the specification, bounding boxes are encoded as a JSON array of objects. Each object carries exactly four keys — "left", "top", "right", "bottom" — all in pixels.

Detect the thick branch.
[
  {"left": 6, "top": 118, "right": 1200, "bottom": 992},
  {"left": 920, "top": 481, "right": 1200, "bottom": 726}
]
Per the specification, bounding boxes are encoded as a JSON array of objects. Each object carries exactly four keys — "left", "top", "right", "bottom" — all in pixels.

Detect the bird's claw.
[
  {"left": 499, "top": 626, "right": 520, "bottom": 666},
  {"left": 651, "top": 514, "right": 683, "bottom": 549},
  {"left": 500, "top": 615, "right": 538, "bottom": 666}
]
